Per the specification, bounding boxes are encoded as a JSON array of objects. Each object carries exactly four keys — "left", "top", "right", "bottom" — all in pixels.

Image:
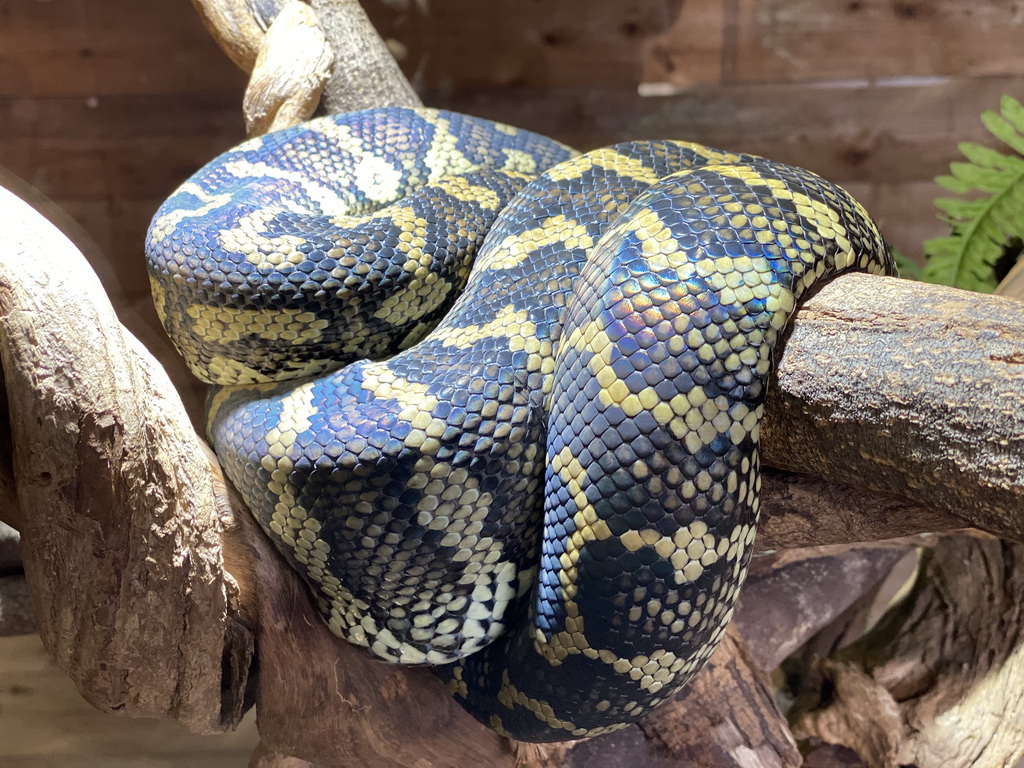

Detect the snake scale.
[{"left": 146, "top": 107, "right": 894, "bottom": 742}]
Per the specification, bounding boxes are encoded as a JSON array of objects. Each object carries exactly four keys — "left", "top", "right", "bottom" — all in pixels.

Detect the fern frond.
[{"left": 923, "top": 95, "right": 1024, "bottom": 292}]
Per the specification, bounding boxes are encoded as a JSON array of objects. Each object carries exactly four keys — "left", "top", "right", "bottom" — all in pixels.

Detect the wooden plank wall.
[
  {"left": 365, "top": 0, "right": 1024, "bottom": 264},
  {"left": 2, "top": 0, "right": 1023, "bottom": 325}
]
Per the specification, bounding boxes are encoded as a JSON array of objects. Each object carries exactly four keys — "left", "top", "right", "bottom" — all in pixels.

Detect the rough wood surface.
[
  {"left": 243, "top": 1, "right": 334, "bottom": 137},
  {"left": 737, "top": 541, "right": 915, "bottom": 671},
  {"left": 756, "top": 471, "right": 966, "bottom": 553},
  {"left": 0, "top": 185, "right": 251, "bottom": 733},
  {"left": 790, "top": 533, "right": 1024, "bottom": 767},
  {"left": 763, "top": 274, "right": 1024, "bottom": 539},
  {"left": 308, "top": 0, "right": 421, "bottom": 112}
]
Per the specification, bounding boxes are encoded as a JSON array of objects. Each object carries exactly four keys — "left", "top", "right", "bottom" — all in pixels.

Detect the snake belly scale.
[{"left": 147, "top": 107, "right": 893, "bottom": 742}]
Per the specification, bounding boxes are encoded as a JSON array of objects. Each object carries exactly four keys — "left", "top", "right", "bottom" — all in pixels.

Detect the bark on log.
[
  {"left": 0, "top": 185, "right": 251, "bottom": 733},
  {"left": 307, "top": 0, "right": 422, "bottom": 113},
  {"left": 243, "top": 2, "right": 335, "bottom": 136},
  {"left": 192, "top": 0, "right": 421, "bottom": 135},
  {"left": 789, "top": 532, "right": 1024, "bottom": 768},
  {"left": 755, "top": 470, "right": 965, "bottom": 553},
  {"left": 763, "top": 274, "right": 1024, "bottom": 540}
]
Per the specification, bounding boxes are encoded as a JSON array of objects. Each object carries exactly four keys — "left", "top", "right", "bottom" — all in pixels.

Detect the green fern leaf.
[{"left": 923, "top": 95, "right": 1024, "bottom": 291}]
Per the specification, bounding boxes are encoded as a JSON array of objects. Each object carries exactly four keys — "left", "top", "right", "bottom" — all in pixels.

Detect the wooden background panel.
[
  {"left": 0, "top": 0, "right": 244, "bottom": 97},
  {"left": 365, "top": 0, "right": 687, "bottom": 89},
  {"left": 729, "top": 0, "right": 1024, "bottom": 85}
]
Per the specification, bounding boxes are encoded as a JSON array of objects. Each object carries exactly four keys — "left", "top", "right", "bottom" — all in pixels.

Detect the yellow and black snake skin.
[{"left": 146, "top": 107, "right": 894, "bottom": 742}]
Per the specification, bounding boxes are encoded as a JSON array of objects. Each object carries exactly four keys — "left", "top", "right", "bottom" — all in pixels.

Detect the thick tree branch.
[
  {"left": 764, "top": 274, "right": 1024, "bottom": 540},
  {"left": 790, "top": 533, "right": 1024, "bottom": 767},
  {"left": 192, "top": 0, "right": 420, "bottom": 136},
  {"left": 0, "top": 185, "right": 250, "bottom": 733},
  {"left": 306, "top": 0, "right": 421, "bottom": 112}
]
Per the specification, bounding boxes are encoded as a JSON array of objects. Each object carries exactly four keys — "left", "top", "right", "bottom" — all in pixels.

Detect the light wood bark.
[{"left": 0, "top": 185, "right": 251, "bottom": 733}]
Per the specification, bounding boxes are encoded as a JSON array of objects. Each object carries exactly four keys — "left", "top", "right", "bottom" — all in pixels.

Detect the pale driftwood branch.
[
  {"left": 0, "top": 185, "right": 250, "bottom": 733},
  {"left": 306, "top": 0, "right": 421, "bottom": 113},
  {"left": 193, "top": 0, "right": 420, "bottom": 135},
  {"left": 243, "top": 2, "right": 334, "bottom": 136},
  {"left": 764, "top": 273, "right": 1024, "bottom": 540}
]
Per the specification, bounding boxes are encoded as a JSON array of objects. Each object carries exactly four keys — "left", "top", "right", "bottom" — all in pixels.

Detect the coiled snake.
[{"left": 147, "top": 107, "right": 893, "bottom": 742}]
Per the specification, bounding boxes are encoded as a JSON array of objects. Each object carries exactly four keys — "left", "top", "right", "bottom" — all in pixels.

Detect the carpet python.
[{"left": 147, "top": 107, "right": 894, "bottom": 742}]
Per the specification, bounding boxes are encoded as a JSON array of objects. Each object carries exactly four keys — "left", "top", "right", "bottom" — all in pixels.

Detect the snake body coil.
[{"left": 147, "top": 107, "right": 893, "bottom": 741}]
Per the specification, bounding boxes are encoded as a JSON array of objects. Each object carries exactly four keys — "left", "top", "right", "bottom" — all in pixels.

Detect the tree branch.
[
  {"left": 764, "top": 274, "right": 1024, "bottom": 540},
  {"left": 0, "top": 185, "right": 251, "bottom": 733}
]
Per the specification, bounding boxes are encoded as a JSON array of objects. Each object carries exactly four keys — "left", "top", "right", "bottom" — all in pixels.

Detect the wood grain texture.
[
  {"left": 0, "top": 185, "right": 251, "bottom": 733},
  {"left": 730, "top": 0, "right": 1024, "bottom": 84},
  {"left": 791, "top": 533, "right": 1024, "bottom": 767},
  {"left": 762, "top": 274, "right": 1024, "bottom": 540}
]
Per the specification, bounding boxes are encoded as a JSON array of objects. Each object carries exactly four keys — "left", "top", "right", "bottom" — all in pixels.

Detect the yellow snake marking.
[
  {"left": 479, "top": 214, "right": 594, "bottom": 272},
  {"left": 492, "top": 122, "right": 520, "bottom": 137},
  {"left": 546, "top": 147, "right": 662, "bottom": 184},
  {"left": 369, "top": 205, "right": 450, "bottom": 326},
  {"left": 447, "top": 664, "right": 469, "bottom": 697},
  {"left": 148, "top": 276, "right": 169, "bottom": 328},
  {"left": 222, "top": 158, "right": 367, "bottom": 216},
  {"left": 549, "top": 446, "right": 614, "bottom": 605},
  {"left": 501, "top": 148, "right": 539, "bottom": 174},
  {"left": 185, "top": 304, "right": 328, "bottom": 346},
  {"left": 429, "top": 176, "right": 505, "bottom": 210},
  {"left": 422, "top": 117, "right": 484, "bottom": 182},
  {"left": 431, "top": 305, "right": 536, "bottom": 350},
  {"left": 497, "top": 669, "right": 584, "bottom": 734},
  {"left": 148, "top": 182, "right": 233, "bottom": 244}
]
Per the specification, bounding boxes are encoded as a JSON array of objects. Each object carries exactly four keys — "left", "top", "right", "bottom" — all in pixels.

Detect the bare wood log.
[
  {"left": 307, "top": 0, "right": 422, "bottom": 113},
  {"left": 0, "top": 185, "right": 252, "bottom": 733},
  {"left": 790, "top": 532, "right": 1024, "bottom": 768},
  {"left": 190, "top": 0, "right": 273, "bottom": 71},
  {"left": 193, "top": 0, "right": 421, "bottom": 133},
  {"left": 756, "top": 470, "right": 966, "bottom": 553},
  {"left": 737, "top": 540, "right": 915, "bottom": 671},
  {"left": 243, "top": 2, "right": 335, "bottom": 136},
  {"left": 763, "top": 273, "right": 1024, "bottom": 540}
]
